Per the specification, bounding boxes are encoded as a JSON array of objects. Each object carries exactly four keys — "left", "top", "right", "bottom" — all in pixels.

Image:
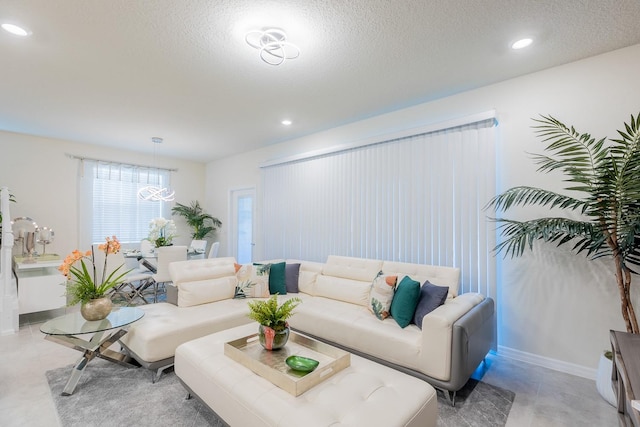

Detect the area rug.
[{"left": 46, "top": 360, "right": 514, "bottom": 426}]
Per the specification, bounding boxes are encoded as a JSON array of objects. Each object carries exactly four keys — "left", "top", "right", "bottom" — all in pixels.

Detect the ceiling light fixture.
[
  {"left": 137, "top": 137, "right": 175, "bottom": 202},
  {"left": 281, "top": 119, "right": 292, "bottom": 126},
  {"left": 245, "top": 28, "right": 300, "bottom": 66},
  {"left": 511, "top": 38, "right": 533, "bottom": 50},
  {"left": 1, "top": 23, "right": 31, "bottom": 37}
]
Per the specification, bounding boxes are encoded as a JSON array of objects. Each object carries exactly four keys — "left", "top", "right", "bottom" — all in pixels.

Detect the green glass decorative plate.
[{"left": 285, "top": 355, "right": 319, "bottom": 372}]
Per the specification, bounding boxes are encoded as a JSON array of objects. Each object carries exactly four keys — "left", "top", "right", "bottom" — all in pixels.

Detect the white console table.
[{"left": 12, "top": 255, "right": 67, "bottom": 314}]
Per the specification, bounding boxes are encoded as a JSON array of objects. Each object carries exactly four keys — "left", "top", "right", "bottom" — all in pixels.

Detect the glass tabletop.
[{"left": 40, "top": 307, "right": 144, "bottom": 336}]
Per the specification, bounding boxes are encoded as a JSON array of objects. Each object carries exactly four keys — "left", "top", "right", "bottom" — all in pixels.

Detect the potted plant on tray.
[
  {"left": 247, "top": 295, "right": 301, "bottom": 350},
  {"left": 59, "top": 236, "right": 130, "bottom": 321}
]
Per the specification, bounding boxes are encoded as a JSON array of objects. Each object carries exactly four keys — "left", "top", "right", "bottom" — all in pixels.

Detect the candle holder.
[
  {"left": 36, "top": 226, "right": 54, "bottom": 255},
  {"left": 11, "top": 217, "right": 38, "bottom": 256}
]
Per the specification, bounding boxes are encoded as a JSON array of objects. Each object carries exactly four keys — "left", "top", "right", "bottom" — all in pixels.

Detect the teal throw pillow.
[
  {"left": 390, "top": 276, "right": 421, "bottom": 328},
  {"left": 260, "top": 261, "right": 287, "bottom": 295}
]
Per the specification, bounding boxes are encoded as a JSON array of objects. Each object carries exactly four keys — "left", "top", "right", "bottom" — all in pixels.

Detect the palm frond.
[
  {"left": 485, "top": 186, "right": 589, "bottom": 214},
  {"left": 532, "top": 115, "right": 608, "bottom": 189},
  {"left": 491, "top": 217, "right": 599, "bottom": 259}
]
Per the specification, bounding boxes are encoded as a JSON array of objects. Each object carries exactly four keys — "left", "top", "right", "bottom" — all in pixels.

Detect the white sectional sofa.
[{"left": 118, "top": 255, "right": 495, "bottom": 401}]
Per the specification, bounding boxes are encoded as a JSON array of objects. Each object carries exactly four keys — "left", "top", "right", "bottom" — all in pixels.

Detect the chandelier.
[
  {"left": 245, "top": 28, "right": 300, "bottom": 66},
  {"left": 137, "top": 137, "right": 175, "bottom": 202}
]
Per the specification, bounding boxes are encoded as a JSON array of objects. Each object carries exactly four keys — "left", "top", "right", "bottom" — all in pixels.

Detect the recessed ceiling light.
[
  {"left": 511, "top": 38, "right": 533, "bottom": 50},
  {"left": 1, "top": 23, "right": 31, "bottom": 37},
  {"left": 281, "top": 120, "right": 292, "bottom": 126}
]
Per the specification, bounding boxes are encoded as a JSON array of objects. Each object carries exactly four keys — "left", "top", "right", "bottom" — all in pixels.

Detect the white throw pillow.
[
  {"left": 368, "top": 271, "right": 398, "bottom": 320},
  {"left": 234, "top": 263, "right": 270, "bottom": 298}
]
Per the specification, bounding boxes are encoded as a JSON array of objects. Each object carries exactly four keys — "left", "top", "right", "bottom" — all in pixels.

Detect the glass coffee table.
[{"left": 40, "top": 306, "right": 144, "bottom": 395}]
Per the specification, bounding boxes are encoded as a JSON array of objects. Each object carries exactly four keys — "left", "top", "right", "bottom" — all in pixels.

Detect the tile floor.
[{"left": 0, "top": 310, "right": 620, "bottom": 427}]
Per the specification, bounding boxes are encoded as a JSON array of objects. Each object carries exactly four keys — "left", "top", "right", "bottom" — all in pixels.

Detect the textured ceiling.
[{"left": 1, "top": 0, "right": 640, "bottom": 162}]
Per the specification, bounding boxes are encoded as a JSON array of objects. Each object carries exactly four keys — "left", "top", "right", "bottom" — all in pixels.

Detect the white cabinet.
[{"left": 13, "top": 256, "right": 66, "bottom": 314}]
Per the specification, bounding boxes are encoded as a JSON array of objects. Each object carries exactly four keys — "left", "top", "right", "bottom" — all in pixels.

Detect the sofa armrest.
[
  {"left": 449, "top": 297, "right": 495, "bottom": 390},
  {"left": 419, "top": 293, "right": 486, "bottom": 381}
]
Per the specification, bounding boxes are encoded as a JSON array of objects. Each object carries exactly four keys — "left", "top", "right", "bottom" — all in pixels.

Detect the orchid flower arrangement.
[
  {"left": 148, "top": 217, "right": 177, "bottom": 247},
  {"left": 58, "top": 236, "right": 130, "bottom": 306}
]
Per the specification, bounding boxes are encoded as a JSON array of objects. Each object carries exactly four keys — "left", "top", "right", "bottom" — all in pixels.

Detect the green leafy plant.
[
  {"left": 171, "top": 200, "right": 222, "bottom": 240},
  {"left": 247, "top": 295, "right": 301, "bottom": 332},
  {"left": 486, "top": 114, "right": 640, "bottom": 334}
]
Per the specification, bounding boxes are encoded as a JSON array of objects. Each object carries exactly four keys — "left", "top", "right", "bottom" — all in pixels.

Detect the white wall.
[
  {"left": 0, "top": 132, "right": 207, "bottom": 257},
  {"left": 206, "top": 43, "right": 640, "bottom": 373}
]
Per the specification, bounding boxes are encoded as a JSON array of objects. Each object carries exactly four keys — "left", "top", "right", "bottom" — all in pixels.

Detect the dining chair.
[
  {"left": 208, "top": 241, "right": 220, "bottom": 258},
  {"left": 189, "top": 239, "right": 207, "bottom": 259},
  {"left": 153, "top": 245, "right": 188, "bottom": 302},
  {"left": 140, "top": 239, "right": 154, "bottom": 255},
  {"left": 92, "top": 244, "right": 155, "bottom": 305}
]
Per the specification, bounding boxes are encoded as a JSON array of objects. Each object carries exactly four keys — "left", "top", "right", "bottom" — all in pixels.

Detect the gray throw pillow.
[
  {"left": 413, "top": 281, "right": 449, "bottom": 329},
  {"left": 285, "top": 263, "right": 301, "bottom": 293}
]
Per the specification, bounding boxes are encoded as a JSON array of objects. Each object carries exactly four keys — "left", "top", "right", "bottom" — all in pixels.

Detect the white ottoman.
[{"left": 175, "top": 323, "right": 438, "bottom": 427}]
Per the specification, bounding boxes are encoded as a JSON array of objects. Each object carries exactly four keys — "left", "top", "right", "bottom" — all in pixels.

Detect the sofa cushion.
[
  {"left": 322, "top": 255, "right": 383, "bottom": 282},
  {"left": 315, "top": 275, "right": 372, "bottom": 307},
  {"left": 168, "top": 258, "right": 239, "bottom": 307},
  {"left": 234, "top": 264, "right": 270, "bottom": 298},
  {"left": 293, "top": 259, "right": 324, "bottom": 295},
  {"left": 169, "top": 257, "right": 237, "bottom": 287},
  {"left": 390, "top": 276, "right": 421, "bottom": 328},
  {"left": 290, "top": 297, "right": 423, "bottom": 372},
  {"left": 381, "top": 260, "right": 460, "bottom": 298},
  {"left": 178, "top": 276, "right": 237, "bottom": 307},
  {"left": 413, "top": 281, "right": 449, "bottom": 328},
  {"left": 119, "top": 300, "right": 253, "bottom": 363},
  {"left": 285, "top": 263, "right": 301, "bottom": 293},
  {"left": 368, "top": 271, "right": 397, "bottom": 320}
]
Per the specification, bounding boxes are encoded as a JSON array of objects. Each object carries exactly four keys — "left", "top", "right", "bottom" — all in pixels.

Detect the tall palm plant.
[
  {"left": 171, "top": 200, "right": 222, "bottom": 240},
  {"left": 486, "top": 114, "right": 640, "bottom": 334}
]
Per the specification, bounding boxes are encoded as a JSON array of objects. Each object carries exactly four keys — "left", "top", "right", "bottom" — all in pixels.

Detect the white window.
[{"left": 78, "top": 160, "right": 170, "bottom": 247}]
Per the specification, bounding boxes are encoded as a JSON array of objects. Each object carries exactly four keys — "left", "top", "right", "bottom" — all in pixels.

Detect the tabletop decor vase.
[
  {"left": 59, "top": 236, "right": 130, "bottom": 319},
  {"left": 258, "top": 324, "right": 290, "bottom": 350},
  {"left": 80, "top": 296, "right": 112, "bottom": 321},
  {"left": 247, "top": 294, "right": 301, "bottom": 351}
]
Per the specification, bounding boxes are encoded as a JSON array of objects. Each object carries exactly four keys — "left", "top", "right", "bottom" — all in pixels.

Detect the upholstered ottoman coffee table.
[{"left": 175, "top": 323, "right": 438, "bottom": 427}]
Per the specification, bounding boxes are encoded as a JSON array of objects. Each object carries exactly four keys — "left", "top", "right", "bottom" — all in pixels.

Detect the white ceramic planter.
[{"left": 596, "top": 352, "right": 616, "bottom": 407}]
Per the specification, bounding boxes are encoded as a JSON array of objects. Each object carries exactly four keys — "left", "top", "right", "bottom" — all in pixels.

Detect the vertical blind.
[
  {"left": 78, "top": 160, "right": 170, "bottom": 247},
  {"left": 262, "top": 117, "right": 497, "bottom": 297}
]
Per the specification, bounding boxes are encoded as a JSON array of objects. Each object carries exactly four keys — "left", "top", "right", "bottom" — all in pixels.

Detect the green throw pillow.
[
  {"left": 261, "top": 261, "right": 287, "bottom": 295},
  {"left": 390, "top": 276, "right": 421, "bottom": 328}
]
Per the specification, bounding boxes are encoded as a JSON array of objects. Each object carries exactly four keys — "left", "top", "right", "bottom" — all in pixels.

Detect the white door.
[{"left": 230, "top": 188, "right": 255, "bottom": 264}]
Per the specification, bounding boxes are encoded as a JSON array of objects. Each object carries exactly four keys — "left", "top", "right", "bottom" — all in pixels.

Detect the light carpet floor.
[{"left": 46, "top": 359, "right": 514, "bottom": 427}]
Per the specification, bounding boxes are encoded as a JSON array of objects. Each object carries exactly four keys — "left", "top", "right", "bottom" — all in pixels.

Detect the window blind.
[
  {"left": 78, "top": 160, "right": 170, "bottom": 246},
  {"left": 262, "top": 117, "right": 497, "bottom": 297}
]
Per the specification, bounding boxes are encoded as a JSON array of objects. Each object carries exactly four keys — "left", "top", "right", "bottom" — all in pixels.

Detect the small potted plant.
[
  {"left": 148, "top": 217, "right": 177, "bottom": 248},
  {"left": 247, "top": 295, "right": 301, "bottom": 350},
  {"left": 59, "top": 236, "right": 130, "bottom": 321}
]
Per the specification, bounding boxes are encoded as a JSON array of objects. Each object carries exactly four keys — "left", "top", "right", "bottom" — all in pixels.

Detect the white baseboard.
[{"left": 497, "top": 345, "right": 597, "bottom": 380}]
